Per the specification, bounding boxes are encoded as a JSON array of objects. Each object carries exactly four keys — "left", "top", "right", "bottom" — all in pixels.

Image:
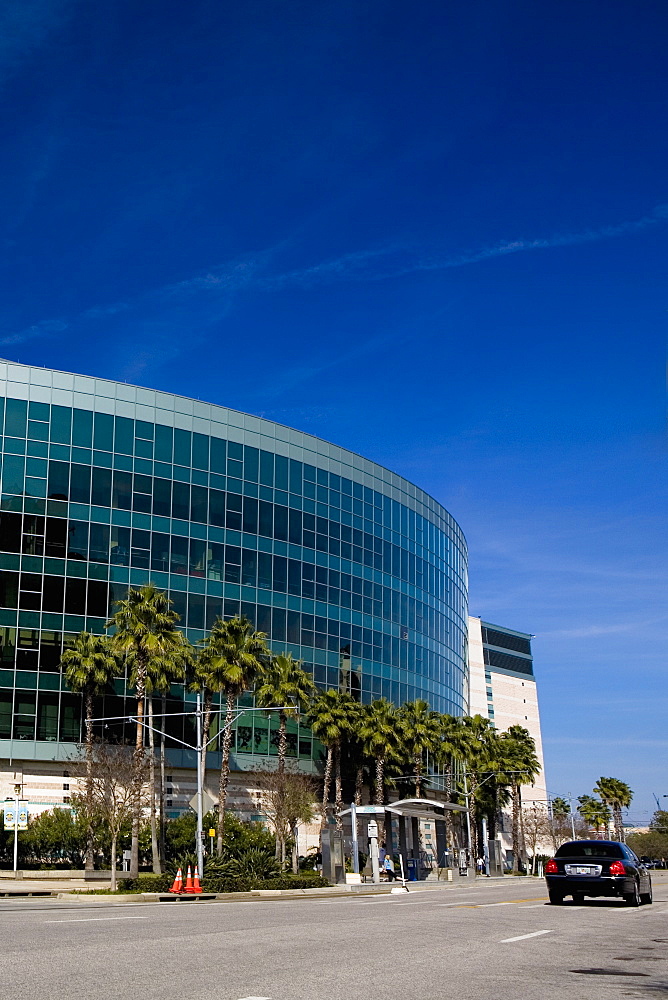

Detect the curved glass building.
[{"left": 0, "top": 361, "right": 467, "bottom": 781}]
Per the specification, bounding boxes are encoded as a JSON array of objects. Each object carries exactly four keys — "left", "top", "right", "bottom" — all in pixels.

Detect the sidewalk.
[{"left": 0, "top": 873, "right": 516, "bottom": 901}]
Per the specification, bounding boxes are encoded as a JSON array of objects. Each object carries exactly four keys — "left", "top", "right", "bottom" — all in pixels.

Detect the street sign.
[{"left": 189, "top": 791, "right": 215, "bottom": 814}]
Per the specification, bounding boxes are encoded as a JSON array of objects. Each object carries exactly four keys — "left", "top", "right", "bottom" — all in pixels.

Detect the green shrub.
[{"left": 118, "top": 873, "right": 173, "bottom": 892}]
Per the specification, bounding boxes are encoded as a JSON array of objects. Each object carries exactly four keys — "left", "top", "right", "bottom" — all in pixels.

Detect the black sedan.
[{"left": 545, "top": 840, "right": 652, "bottom": 906}]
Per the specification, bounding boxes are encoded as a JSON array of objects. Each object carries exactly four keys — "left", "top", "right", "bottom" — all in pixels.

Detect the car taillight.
[
  {"left": 545, "top": 859, "right": 558, "bottom": 873},
  {"left": 609, "top": 861, "right": 626, "bottom": 875}
]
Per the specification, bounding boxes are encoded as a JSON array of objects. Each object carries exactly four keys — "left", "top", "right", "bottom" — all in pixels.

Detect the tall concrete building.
[{"left": 468, "top": 616, "right": 548, "bottom": 860}]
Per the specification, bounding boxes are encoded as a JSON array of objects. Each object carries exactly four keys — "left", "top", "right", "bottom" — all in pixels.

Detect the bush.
[
  {"left": 119, "top": 867, "right": 331, "bottom": 894},
  {"left": 118, "top": 874, "right": 173, "bottom": 892},
  {"left": 203, "top": 872, "right": 330, "bottom": 892}
]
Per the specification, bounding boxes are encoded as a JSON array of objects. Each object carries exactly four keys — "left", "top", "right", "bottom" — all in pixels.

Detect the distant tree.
[
  {"left": 594, "top": 777, "right": 633, "bottom": 841},
  {"left": 60, "top": 631, "right": 117, "bottom": 869},
  {"left": 549, "top": 797, "right": 573, "bottom": 851},
  {"left": 77, "top": 742, "right": 147, "bottom": 890},
  {"left": 253, "top": 766, "right": 318, "bottom": 871},
  {"left": 578, "top": 794, "right": 611, "bottom": 837},
  {"left": 522, "top": 803, "right": 552, "bottom": 872}
]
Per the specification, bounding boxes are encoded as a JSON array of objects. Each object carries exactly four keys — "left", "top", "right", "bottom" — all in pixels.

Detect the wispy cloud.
[
  {"left": 269, "top": 203, "right": 668, "bottom": 288},
  {"left": 0, "top": 0, "right": 76, "bottom": 84},
  {"left": 0, "top": 318, "right": 67, "bottom": 347},
  {"left": 3, "top": 203, "right": 667, "bottom": 369}
]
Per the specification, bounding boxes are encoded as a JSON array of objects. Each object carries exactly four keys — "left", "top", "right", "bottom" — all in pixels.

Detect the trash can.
[{"left": 407, "top": 859, "right": 418, "bottom": 881}]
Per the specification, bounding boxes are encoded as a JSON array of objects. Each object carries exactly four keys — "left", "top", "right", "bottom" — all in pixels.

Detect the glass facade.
[{"left": 0, "top": 362, "right": 468, "bottom": 766}]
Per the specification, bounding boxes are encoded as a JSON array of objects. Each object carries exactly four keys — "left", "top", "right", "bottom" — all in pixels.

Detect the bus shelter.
[{"left": 339, "top": 798, "right": 470, "bottom": 881}]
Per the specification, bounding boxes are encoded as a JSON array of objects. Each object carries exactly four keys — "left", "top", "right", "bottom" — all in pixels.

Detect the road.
[{"left": 4, "top": 874, "right": 668, "bottom": 1000}]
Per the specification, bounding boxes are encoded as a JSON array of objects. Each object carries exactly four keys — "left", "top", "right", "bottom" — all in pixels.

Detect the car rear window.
[{"left": 555, "top": 842, "right": 624, "bottom": 859}]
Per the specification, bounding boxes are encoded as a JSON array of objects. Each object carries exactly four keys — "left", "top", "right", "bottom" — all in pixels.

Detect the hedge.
[{"left": 118, "top": 872, "right": 331, "bottom": 893}]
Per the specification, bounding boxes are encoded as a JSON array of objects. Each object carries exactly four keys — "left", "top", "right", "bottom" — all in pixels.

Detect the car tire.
[
  {"left": 624, "top": 881, "right": 640, "bottom": 907},
  {"left": 640, "top": 883, "right": 653, "bottom": 905},
  {"left": 572, "top": 893, "right": 585, "bottom": 905},
  {"left": 548, "top": 889, "right": 564, "bottom": 905}
]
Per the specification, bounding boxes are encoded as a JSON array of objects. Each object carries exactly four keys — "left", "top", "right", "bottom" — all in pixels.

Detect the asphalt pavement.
[{"left": 3, "top": 873, "right": 667, "bottom": 1000}]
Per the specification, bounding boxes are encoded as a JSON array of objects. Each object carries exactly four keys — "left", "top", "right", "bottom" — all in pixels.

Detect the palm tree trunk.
[
  {"left": 512, "top": 784, "right": 521, "bottom": 872},
  {"left": 320, "top": 746, "right": 333, "bottom": 830},
  {"left": 84, "top": 686, "right": 94, "bottom": 871},
  {"left": 200, "top": 688, "right": 213, "bottom": 790},
  {"left": 354, "top": 763, "right": 364, "bottom": 805},
  {"left": 159, "top": 693, "right": 166, "bottom": 869},
  {"left": 216, "top": 691, "right": 235, "bottom": 855},
  {"left": 375, "top": 755, "right": 384, "bottom": 806},
  {"left": 277, "top": 711, "right": 287, "bottom": 774},
  {"left": 148, "top": 696, "right": 160, "bottom": 873},
  {"left": 291, "top": 833, "right": 298, "bottom": 874},
  {"left": 468, "top": 774, "right": 478, "bottom": 861},
  {"left": 130, "top": 662, "right": 146, "bottom": 879},
  {"left": 334, "top": 743, "right": 343, "bottom": 832},
  {"left": 443, "top": 759, "right": 454, "bottom": 851},
  {"left": 414, "top": 752, "right": 422, "bottom": 798}
]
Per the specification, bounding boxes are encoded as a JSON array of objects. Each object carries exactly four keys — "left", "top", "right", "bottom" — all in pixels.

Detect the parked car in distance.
[{"left": 545, "top": 840, "right": 652, "bottom": 907}]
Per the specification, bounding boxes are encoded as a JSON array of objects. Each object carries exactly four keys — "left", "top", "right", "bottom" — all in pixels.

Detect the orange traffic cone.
[
  {"left": 183, "top": 865, "right": 194, "bottom": 893},
  {"left": 168, "top": 867, "right": 183, "bottom": 894},
  {"left": 190, "top": 865, "right": 202, "bottom": 895}
]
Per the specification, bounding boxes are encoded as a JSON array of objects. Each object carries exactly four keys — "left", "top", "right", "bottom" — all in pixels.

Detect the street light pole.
[
  {"left": 13, "top": 783, "right": 20, "bottom": 873},
  {"left": 195, "top": 693, "right": 204, "bottom": 879}
]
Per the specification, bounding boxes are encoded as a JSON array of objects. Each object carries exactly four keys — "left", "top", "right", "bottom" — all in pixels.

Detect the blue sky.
[{"left": 1, "top": 0, "right": 666, "bottom": 821}]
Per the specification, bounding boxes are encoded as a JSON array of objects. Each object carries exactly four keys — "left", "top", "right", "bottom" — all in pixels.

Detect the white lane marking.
[
  {"left": 520, "top": 904, "right": 547, "bottom": 908},
  {"left": 436, "top": 901, "right": 477, "bottom": 907},
  {"left": 45, "top": 915, "right": 149, "bottom": 924},
  {"left": 237, "top": 996, "right": 271, "bottom": 999},
  {"left": 476, "top": 901, "right": 515, "bottom": 907},
  {"left": 501, "top": 930, "right": 553, "bottom": 944}
]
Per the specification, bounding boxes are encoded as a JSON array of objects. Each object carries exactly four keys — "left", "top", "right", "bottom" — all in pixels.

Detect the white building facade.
[{"left": 468, "top": 616, "right": 548, "bottom": 863}]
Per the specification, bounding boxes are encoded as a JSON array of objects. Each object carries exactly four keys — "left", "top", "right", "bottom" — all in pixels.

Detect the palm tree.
[
  {"left": 594, "top": 777, "right": 633, "bottom": 842},
  {"left": 307, "top": 689, "right": 358, "bottom": 830},
  {"left": 358, "top": 699, "right": 401, "bottom": 808},
  {"left": 199, "top": 616, "right": 270, "bottom": 855},
  {"left": 60, "top": 631, "right": 117, "bottom": 870},
  {"left": 461, "top": 714, "right": 500, "bottom": 861},
  {"left": 255, "top": 653, "right": 315, "bottom": 773},
  {"left": 144, "top": 636, "right": 190, "bottom": 872},
  {"left": 432, "top": 714, "right": 473, "bottom": 851},
  {"left": 578, "top": 794, "right": 611, "bottom": 837},
  {"left": 499, "top": 725, "right": 540, "bottom": 872},
  {"left": 550, "top": 796, "right": 572, "bottom": 851},
  {"left": 397, "top": 699, "right": 441, "bottom": 798},
  {"left": 106, "top": 584, "right": 184, "bottom": 878}
]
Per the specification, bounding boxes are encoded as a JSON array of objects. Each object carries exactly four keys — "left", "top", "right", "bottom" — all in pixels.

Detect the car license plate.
[{"left": 565, "top": 864, "right": 595, "bottom": 875}]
